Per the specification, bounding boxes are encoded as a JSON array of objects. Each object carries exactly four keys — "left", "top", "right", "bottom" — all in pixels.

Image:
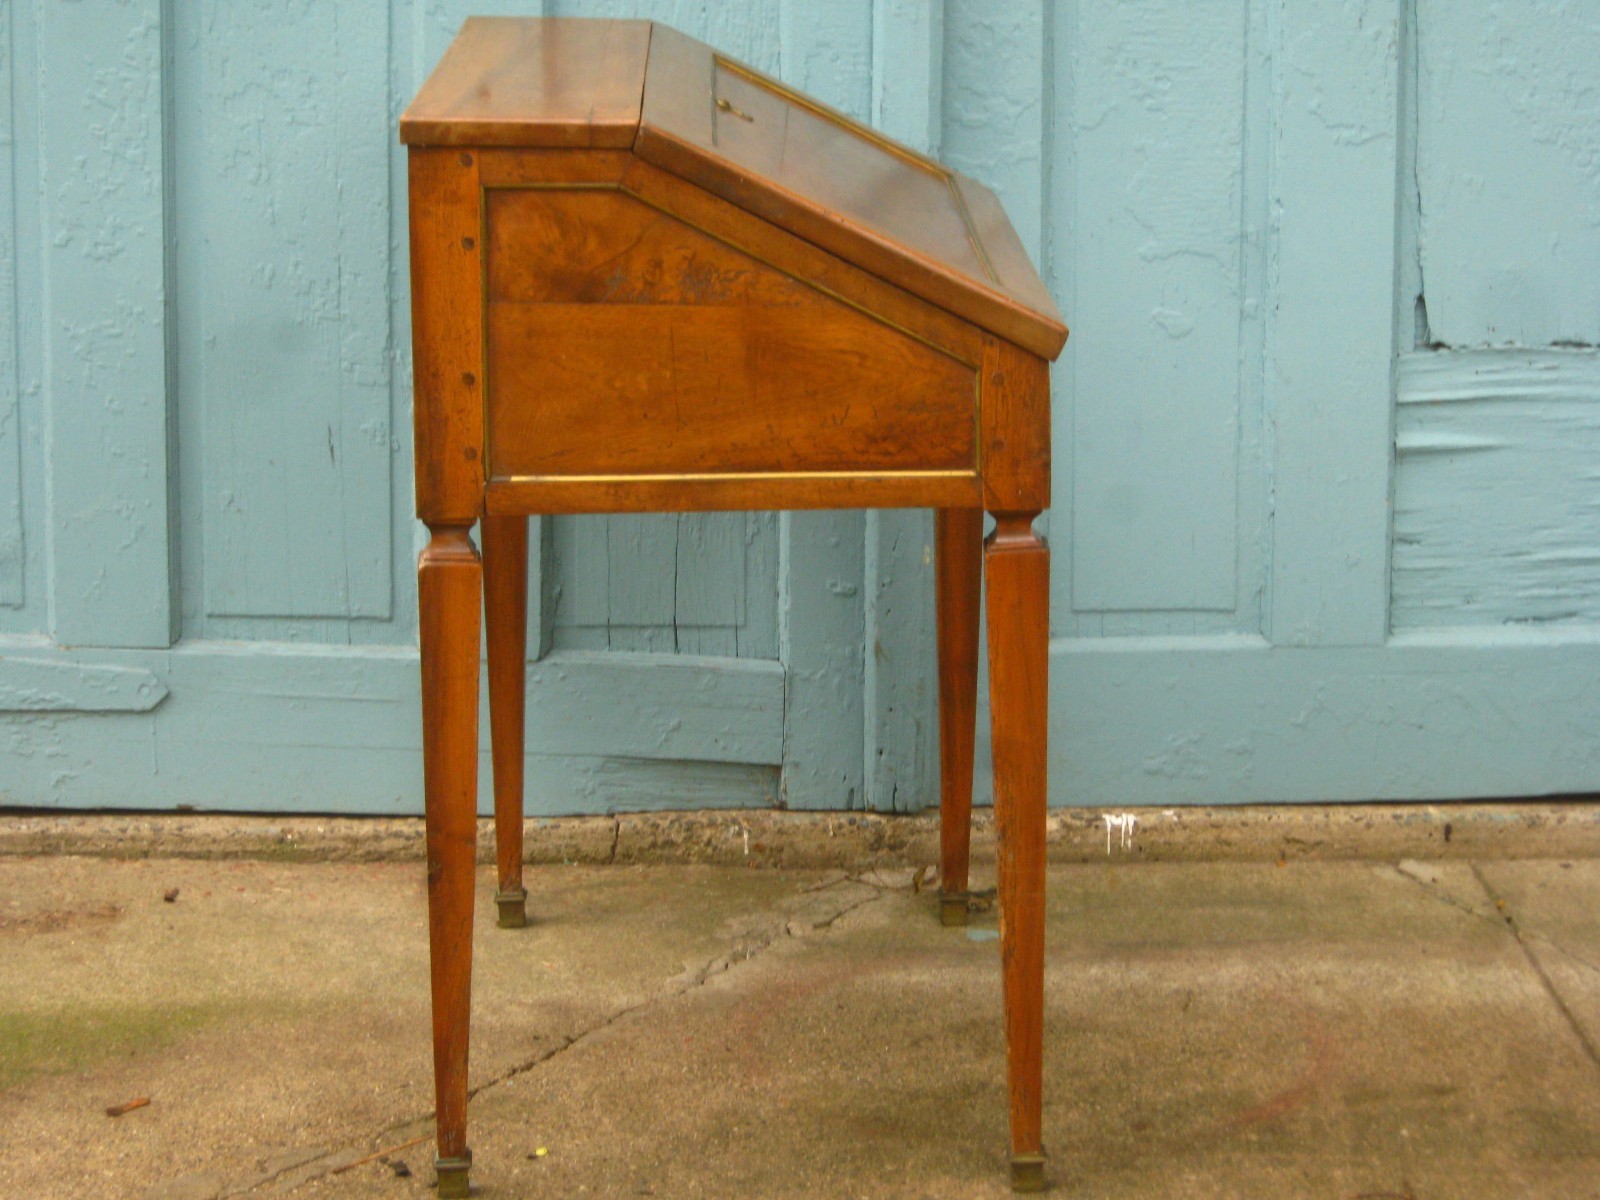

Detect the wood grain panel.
[
  {"left": 618, "top": 157, "right": 986, "bottom": 361},
  {"left": 484, "top": 189, "right": 977, "bottom": 482},
  {"left": 981, "top": 337, "right": 1051, "bottom": 513},
  {"left": 401, "top": 17, "right": 650, "bottom": 148},
  {"left": 488, "top": 303, "right": 976, "bottom": 478},
  {"left": 409, "top": 148, "right": 486, "bottom": 521},
  {"left": 486, "top": 189, "right": 803, "bottom": 306}
]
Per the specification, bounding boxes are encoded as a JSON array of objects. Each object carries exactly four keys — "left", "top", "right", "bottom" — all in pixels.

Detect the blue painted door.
[
  {"left": 0, "top": 0, "right": 914, "bottom": 814},
  {"left": 1028, "top": 0, "right": 1600, "bottom": 804},
  {"left": 4, "top": 1, "right": 1600, "bottom": 813}
]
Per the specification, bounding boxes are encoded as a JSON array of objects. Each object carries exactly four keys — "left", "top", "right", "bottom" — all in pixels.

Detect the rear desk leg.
[
  {"left": 419, "top": 522, "right": 481, "bottom": 1199},
  {"left": 936, "top": 507, "right": 983, "bottom": 926},
  {"left": 984, "top": 512, "right": 1048, "bottom": 1193},
  {"left": 482, "top": 514, "right": 529, "bottom": 928}
]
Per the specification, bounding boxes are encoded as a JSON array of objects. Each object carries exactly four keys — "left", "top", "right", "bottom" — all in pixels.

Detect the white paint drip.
[{"left": 1103, "top": 813, "right": 1138, "bottom": 854}]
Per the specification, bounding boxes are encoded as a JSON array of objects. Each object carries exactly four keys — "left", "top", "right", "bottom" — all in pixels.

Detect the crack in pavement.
[
  {"left": 1388, "top": 860, "right": 1502, "bottom": 924},
  {"left": 238, "top": 877, "right": 892, "bottom": 1197},
  {"left": 1469, "top": 863, "right": 1600, "bottom": 1076},
  {"left": 1390, "top": 861, "right": 1600, "bottom": 982}
]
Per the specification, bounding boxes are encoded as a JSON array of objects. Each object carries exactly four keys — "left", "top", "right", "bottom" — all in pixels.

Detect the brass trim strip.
[
  {"left": 491, "top": 470, "right": 979, "bottom": 486},
  {"left": 945, "top": 176, "right": 1001, "bottom": 286}
]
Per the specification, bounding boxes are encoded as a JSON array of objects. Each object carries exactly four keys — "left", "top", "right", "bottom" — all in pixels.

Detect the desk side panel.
[
  {"left": 482, "top": 186, "right": 979, "bottom": 488},
  {"left": 409, "top": 148, "right": 486, "bottom": 521}
]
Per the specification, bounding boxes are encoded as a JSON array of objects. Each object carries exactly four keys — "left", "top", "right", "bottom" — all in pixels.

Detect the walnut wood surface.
[
  {"left": 417, "top": 524, "right": 482, "bottom": 1165},
  {"left": 482, "top": 515, "right": 528, "bottom": 916},
  {"left": 984, "top": 515, "right": 1050, "bottom": 1169},
  {"left": 936, "top": 508, "right": 983, "bottom": 905},
  {"left": 485, "top": 189, "right": 979, "bottom": 483},
  {"left": 401, "top": 18, "right": 1066, "bottom": 359},
  {"left": 400, "top": 18, "right": 649, "bottom": 148},
  {"left": 637, "top": 23, "right": 1065, "bottom": 358},
  {"left": 408, "top": 149, "right": 485, "bottom": 522},
  {"left": 981, "top": 337, "right": 1053, "bottom": 513}
]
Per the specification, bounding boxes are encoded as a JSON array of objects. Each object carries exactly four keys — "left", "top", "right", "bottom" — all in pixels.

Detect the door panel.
[{"left": 7, "top": 1, "right": 1598, "bottom": 814}]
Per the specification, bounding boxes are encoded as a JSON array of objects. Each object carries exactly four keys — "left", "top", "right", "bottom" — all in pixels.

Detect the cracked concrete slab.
[
  {"left": 4, "top": 855, "right": 1600, "bottom": 1197},
  {"left": 1475, "top": 860, "right": 1600, "bottom": 1070},
  {"left": 0, "top": 857, "right": 861, "bottom": 1198}
]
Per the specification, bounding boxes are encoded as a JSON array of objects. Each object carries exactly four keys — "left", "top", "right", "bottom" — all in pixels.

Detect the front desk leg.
[
  {"left": 419, "top": 522, "right": 482, "bottom": 1199},
  {"left": 935, "top": 507, "right": 983, "bottom": 925},
  {"left": 482, "top": 514, "right": 530, "bottom": 929},
  {"left": 983, "top": 512, "right": 1048, "bottom": 1194}
]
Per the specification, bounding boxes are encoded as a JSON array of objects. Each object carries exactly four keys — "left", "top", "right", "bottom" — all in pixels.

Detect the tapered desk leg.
[
  {"left": 419, "top": 522, "right": 481, "bottom": 1200},
  {"left": 935, "top": 507, "right": 983, "bottom": 926},
  {"left": 482, "top": 514, "right": 529, "bottom": 929},
  {"left": 984, "top": 512, "right": 1048, "bottom": 1194}
]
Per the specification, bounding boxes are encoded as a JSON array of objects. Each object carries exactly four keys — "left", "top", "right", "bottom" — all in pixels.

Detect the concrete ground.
[{"left": 2, "top": 823, "right": 1599, "bottom": 1197}]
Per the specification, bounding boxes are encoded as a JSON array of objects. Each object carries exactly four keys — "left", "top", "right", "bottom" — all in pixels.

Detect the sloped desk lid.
[{"left": 401, "top": 17, "right": 1067, "bottom": 359}]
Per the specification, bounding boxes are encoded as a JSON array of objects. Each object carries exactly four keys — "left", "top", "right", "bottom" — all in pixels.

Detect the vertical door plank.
[
  {"left": 1067, "top": 1, "right": 1246, "bottom": 614},
  {"left": 605, "top": 513, "right": 677, "bottom": 652},
  {"left": 872, "top": 0, "right": 945, "bottom": 156},
  {"left": 38, "top": 0, "right": 176, "bottom": 647},
  {"left": 738, "top": 512, "right": 781, "bottom": 659},
  {"left": 780, "top": 510, "right": 865, "bottom": 809},
  {"left": 675, "top": 512, "right": 745, "bottom": 657},
  {"left": 778, "top": 0, "right": 881, "bottom": 806},
  {"left": 0, "top": 2, "right": 20, "bottom": 607},
  {"left": 196, "top": 0, "right": 393, "bottom": 621},
  {"left": 1415, "top": 2, "right": 1600, "bottom": 347},
  {"left": 863, "top": 0, "right": 946, "bottom": 811},
  {"left": 1267, "top": 0, "right": 1400, "bottom": 647},
  {"left": 778, "top": 0, "right": 873, "bottom": 116}
]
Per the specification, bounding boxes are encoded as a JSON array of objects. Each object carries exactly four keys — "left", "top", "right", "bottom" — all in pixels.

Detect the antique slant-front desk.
[{"left": 401, "top": 18, "right": 1067, "bottom": 1196}]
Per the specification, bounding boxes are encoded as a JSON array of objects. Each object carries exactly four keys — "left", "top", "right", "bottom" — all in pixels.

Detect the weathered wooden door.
[
  {"left": 5, "top": 1, "right": 1600, "bottom": 813},
  {"left": 1027, "top": 1, "right": 1600, "bottom": 805},
  {"left": 0, "top": 1, "right": 931, "bottom": 815}
]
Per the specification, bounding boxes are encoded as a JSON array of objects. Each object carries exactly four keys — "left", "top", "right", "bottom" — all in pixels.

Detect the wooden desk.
[{"left": 402, "top": 18, "right": 1066, "bottom": 1195}]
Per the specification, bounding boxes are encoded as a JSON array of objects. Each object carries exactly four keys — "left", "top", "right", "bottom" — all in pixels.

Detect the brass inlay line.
[
  {"left": 492, "top": 470, "right": 979, "bottom": 486},
  {"left": 945, "top": 175, "right": 1000, "bottom": 287}
]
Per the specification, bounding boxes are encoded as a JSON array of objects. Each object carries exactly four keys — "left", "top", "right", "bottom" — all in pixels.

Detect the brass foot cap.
[
  {"left": 435, "top": 1151, "right": 472, "bottom": 1198},
  {"left": 1010, "top": 1153, "right": 1047, "bottom": 1193},
  {"left": 495, "top": 888, "right": 528, "bottom": 929},
  {"left": 939, "top": 891, "right": 970, "bottom": 927}
]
